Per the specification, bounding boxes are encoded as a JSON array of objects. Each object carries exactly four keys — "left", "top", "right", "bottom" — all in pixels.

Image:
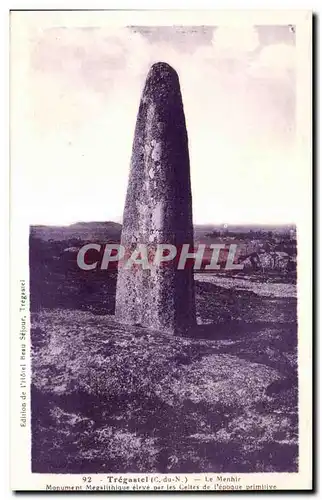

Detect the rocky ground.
[{"left": 31, "top": 275, "right": 298, "bottom": 474}]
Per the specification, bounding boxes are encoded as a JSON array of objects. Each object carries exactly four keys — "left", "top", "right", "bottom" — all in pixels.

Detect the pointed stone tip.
[
  {"left": 144, "top": 62, "right": 180, "bottom": 99},
  {"left": 150, "top": 61, "right": 177, "bottom": 74},
  {"left": 148, "top": 62, "right": 178, "bottom": 81}
]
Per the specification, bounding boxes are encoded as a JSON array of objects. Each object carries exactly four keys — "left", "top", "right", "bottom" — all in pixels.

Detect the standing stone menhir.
[{"left": 115, "top": 62, "right": 196, "bottom": 335}]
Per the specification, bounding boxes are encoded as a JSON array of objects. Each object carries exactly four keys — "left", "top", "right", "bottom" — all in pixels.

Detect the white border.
[{"left": 8, "top": 7, "right": 313, "bottom": 493}]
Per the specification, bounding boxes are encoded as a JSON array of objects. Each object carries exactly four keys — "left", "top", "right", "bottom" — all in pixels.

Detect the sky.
[{"left": 16, "top": 23, "right": 298, "bottom": 225}]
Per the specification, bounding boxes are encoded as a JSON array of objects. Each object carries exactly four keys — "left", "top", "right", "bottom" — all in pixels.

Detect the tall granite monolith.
[{"left": 115, "top": 62, "right": 196, "bottom": 335}]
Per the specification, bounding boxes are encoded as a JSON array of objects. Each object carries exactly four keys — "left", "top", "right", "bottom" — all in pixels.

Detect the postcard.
[{"left": 10, "top": 9, "right": 312, "bottom": 491}]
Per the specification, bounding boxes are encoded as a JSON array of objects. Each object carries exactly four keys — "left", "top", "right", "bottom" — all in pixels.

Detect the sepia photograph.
[{"left": 10, "top": 9, "right": 312, "bottom": 491}]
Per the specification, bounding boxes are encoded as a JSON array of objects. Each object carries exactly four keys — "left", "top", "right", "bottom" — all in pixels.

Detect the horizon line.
[{"left": 30, "top": 220, "right": 297, "bottom": 228}]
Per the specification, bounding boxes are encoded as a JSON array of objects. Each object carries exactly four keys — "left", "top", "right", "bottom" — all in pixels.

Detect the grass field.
[{"left": 31, "top": 270, "right": 298, "bottom": 473}]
